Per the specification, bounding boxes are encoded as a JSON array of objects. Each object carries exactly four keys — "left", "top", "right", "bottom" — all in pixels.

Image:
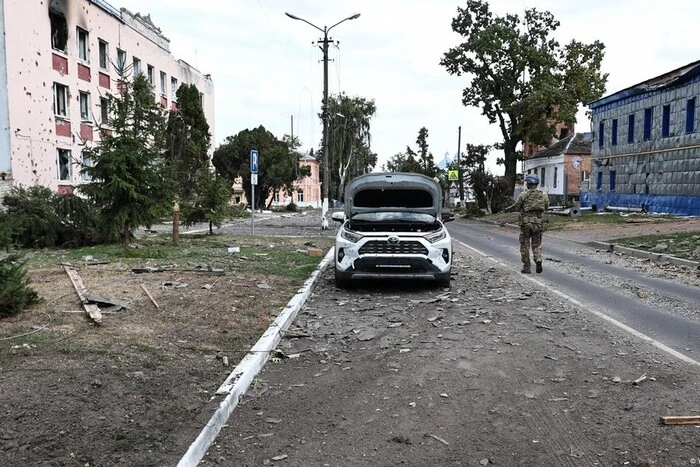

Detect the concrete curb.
[
  {"left": 177, "top": 248, "right": 336, "bottom": 467},
  {"left": 586, "top": 241, "right": 700, "bottom": 269}
]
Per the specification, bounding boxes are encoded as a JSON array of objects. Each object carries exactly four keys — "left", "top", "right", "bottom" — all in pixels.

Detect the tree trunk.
[
  {"left": 502, "top": 138, "right": 519, "bottom": 195},
  {"left": 172, "top": 201, "right": 180, "bottom": 245},
  {"left": 122, "top": 221, "right": 131, "bottom": 250}
]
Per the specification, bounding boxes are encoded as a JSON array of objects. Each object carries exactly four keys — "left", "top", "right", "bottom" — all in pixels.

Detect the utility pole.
[
  {"left": 457, "top": 126, "right": 465, "bottom": 206},
  {"left": 286, "top": 12, "right": 360, "bottom": 230}
]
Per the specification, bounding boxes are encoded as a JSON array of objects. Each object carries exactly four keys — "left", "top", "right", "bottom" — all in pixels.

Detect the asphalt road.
[{"left": 447, "top": 221, "right": 700, "bottom": 364}]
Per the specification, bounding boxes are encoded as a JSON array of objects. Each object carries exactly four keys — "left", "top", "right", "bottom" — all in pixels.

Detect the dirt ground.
[{"left": 0, "top": 214, "right": 698, "bottom": 467}]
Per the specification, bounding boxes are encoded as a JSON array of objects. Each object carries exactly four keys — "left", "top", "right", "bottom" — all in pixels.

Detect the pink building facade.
[{"left": 0, "top": 0, "right": 215, "bottom": 199}]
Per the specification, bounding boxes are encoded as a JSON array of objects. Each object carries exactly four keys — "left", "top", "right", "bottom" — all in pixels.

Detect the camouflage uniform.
[{"left": 513, "top": 188, "right": 549, "bottom": 273}]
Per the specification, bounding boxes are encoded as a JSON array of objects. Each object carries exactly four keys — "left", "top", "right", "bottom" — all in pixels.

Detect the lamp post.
[{"left": 286, "top": 11, "right": 360, "bottom": 229}]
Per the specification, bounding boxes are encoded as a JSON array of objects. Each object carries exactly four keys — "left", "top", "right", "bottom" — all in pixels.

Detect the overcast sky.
[{"left": 114, "top": 0, "right": 700, "bottom": 174}]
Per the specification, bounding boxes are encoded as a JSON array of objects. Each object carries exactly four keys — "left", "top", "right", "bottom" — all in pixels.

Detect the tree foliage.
[
  {"left": 0, "top": 253, "right": 40, "bottom": 318},
  {"left": 80, "top": 74, "right": 173, "bottom": 249},
  {"left": 383, "top": 127, "right": 438, "bottom": 178},
  {"left": 326, "top": 93, "right": 377, "bottom": 200},
  {"left": 212, "top": 126, "right": 303, "bottom": 210},
  {"left": 165, "top": 83, "right": 212, "bottom": 201},
  {"left": 181, "top": 170, "right": 232, "bottom": 235},
  {"left": 440, "top": 0, "right": 607, "bottom": 193}
]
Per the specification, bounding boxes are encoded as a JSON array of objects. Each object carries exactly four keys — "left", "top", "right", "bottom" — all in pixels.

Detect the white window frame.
[
  {"left": 147, "top": 65, "right": 154, "bottom": 86},
  {"left": 57, "top": 148, "right": 72, "bottom": 181},
  {"left": 77, "top": 27, "right": 89, "bottom": 62},
  {"left": 296, "top": 190, "right": 304, "bottom": 203},
  {"left": 98, "top": 39, "right": 109, "bottom": 71},
  {"left": 53, "top": 83, "right": 69, "bottom": 118},
  {"left": 116, "top": 48, "right": 126, "bottom": 73},
  {"left": 160, "top": 71, "right": 167, "bottom": 96},
  {"left": 81, "top": 149, "right": 93, "bottom": 181},
  {"left": 171, "top": 77, "right": 178, "bottom": 100},
  {"left": 100, "top": 97, "right": 110, "bottom": 125},
  {"left": 79, "top": 91, "right": 90, "bottom": 122},
  {"left": 132, "top": 57, "right": 141, "bottom": 76}
]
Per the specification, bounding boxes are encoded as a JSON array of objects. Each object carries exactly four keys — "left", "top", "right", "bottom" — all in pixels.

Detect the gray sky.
[{"left": 114, "top": 0, "right": 700, "bottom": 174}]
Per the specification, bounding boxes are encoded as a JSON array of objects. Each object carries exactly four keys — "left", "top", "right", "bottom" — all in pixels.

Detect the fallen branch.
[{"left": 141, "top": 284, "right": 160, "bottom": 310}]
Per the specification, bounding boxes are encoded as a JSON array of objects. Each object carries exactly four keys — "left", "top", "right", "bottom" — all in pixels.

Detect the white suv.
[{"left": 331, "top": 172, "right": 454, "bottom": 288}]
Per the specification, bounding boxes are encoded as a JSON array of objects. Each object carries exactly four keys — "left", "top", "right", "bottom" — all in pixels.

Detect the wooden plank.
[
  {"left": 141, "top": 284, "right": 160, "bottom": 310},
  {"left": 661, "top": 415, "right": 700, "bottom": 425},
  {"left": 64, "top": 266, "right": 102, "bottom": 325}
]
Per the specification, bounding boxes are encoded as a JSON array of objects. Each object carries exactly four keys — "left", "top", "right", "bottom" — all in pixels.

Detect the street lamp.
[{"left": 286, "top": 11, "right": 361, "bottom": 229}]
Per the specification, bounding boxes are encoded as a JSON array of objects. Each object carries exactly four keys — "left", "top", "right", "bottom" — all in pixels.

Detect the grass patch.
[{"left": 608, "top": 232, "right": 700, "bottom": 261}]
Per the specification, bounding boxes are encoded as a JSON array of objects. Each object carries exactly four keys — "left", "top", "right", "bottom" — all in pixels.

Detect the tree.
[
  {"left": 440, "top": 1, "right": 607, "bottom": 193},
  {"left": 464, "top": 143, "right": 491, "bottom": 208},
  {"left": 80, "top": 74, "right": 173, "bottom": 249},
  {"left": 416, "top": 127, "right": 437, "bottom": 178},
  {"left": 325, "top": 93, "right": 377, "bottom": 200},
  {"left": 181, "top": 169, "right": 231, "bottom": 235},
  {"left": 212, "top": 126, "right": 304, "bottom": 210},
  {"left": 165, "top": 83, "right": 212, "bottom": 243}
]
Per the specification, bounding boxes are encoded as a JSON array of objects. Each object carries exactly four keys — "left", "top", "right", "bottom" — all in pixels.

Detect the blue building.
[{"left": 584, "top": 60, "right": 700, "bottom": 216}]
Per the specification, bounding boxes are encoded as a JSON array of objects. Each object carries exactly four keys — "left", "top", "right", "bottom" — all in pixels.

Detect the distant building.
[
  {"left": 584, "top": 60, "right": 700, "bottom": 215},
  {"left": 0, "top": 0, "right": 215, "bottom": 199},
  {"left": 523, "top": 132, "right": 593, "bottom": 204}
]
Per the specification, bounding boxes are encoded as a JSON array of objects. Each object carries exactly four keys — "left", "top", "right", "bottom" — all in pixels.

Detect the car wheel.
[
  {"left": 335, "top": 268, "right": 352, "bottom": 289},
  {"left": 436, "top": 273, "right": 451, "bottom": 289}
]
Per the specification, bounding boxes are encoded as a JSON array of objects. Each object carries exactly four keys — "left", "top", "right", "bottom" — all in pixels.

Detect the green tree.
[
  {"left": 440, "top": 0, "right": 607, "bottom": 193},
  {"left": 326, "top": 93, "right": 377, "bottom": 200},
  {"left": 415, "top": 127, "right": 437, "bottom": 177},
  {"left": 181, "top": 169, "right": 231, "bottom": 235},
  {"left": 464, "top": 143, "right": 491, "bottom": 209},
  {"left": 212, "top": 126, "right": 302, "bottom": 210},
  {"left": 165, "top": 83, "right": 212, "bottom": 243},
  {"left": 80, "top": 74, "right": 173, "bottom": 249}
]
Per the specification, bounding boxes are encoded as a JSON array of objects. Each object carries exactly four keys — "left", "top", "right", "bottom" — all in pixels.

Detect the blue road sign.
[{"left": 250, "top": 150, "right": 258, "bottom": 174}]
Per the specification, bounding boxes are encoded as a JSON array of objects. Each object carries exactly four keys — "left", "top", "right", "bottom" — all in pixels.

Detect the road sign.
[
  {"left": 251, "top": 173, "right": 258, "bottom": 185},
  {"left": 448, "top": 170, "right": 458, "bottom": 181},
  {"left": 250, "top": 150, "right": 258, "bottom": 174}
]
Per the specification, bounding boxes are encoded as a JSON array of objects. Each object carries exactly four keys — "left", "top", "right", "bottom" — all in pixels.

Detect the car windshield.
[{"left": 350, "top": 211, "right": 437, "bottom": 223}]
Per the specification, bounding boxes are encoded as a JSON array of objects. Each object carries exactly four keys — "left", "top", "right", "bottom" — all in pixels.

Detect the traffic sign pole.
[{"left": 250, "top": 150, "right": 259, "bottom": 235}]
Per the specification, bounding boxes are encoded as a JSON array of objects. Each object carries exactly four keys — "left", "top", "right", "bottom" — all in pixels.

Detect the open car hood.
[{"left": 344, "top": 172, "right": 442, "bottom": 219}]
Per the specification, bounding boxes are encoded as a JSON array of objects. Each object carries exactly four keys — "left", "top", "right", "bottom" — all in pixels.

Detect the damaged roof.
[
  {"left": 589, "top": 59, "right": 700, "bottom": 110},
  {"left": 531, "top": 132, "right": 592, "bottom": 159}
]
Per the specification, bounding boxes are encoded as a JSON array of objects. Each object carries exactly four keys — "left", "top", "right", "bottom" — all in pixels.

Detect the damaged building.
[
  {"left": 0, "top": 0, "right": 215, "bottom": 199},
  {"left": 583, "top": 60, "right": 700, "bottom": 216}
]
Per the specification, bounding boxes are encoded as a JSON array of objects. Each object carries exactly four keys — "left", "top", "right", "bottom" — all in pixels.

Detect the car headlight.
[
  {"left": 341, "top": 228, "right": 363, "bottom": 243},
  {"left": 424, "top": 229, "right": 447, "bottom": 243}
]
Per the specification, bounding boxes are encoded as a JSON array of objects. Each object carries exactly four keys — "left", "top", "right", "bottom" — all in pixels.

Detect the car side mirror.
[
  {"left": 331, "top": 212, "right": 345, "bottom": 223},
  {"left": 441, "top": 212, "right": 455, "bottom": 223}
]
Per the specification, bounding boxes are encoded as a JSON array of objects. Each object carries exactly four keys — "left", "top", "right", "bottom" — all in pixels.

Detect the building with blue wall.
[{"left": 584, "top": 60, "right": 700, "bottom": 216}]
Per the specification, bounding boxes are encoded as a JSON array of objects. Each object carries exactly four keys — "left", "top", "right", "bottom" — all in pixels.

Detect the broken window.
[
  {"left": 171, "top": 77, "right": 178, "bottom": 100},
  {"left": 147, "top": 65, "right": 154, "bottom": 86},
  {"left": 53, "top": 83, "right": 69, "bottom": 117},
  {"left": 57, "top": 148, "right": 72, "bottom": 181},
  {"left": 81, "top": 149, "right": 93, "bottom": 181},
  {"left": 160, "top": 71, "right": 167, "bottom": 96},
  {"left": 116, "top": 49, "right": 126, "bottom": 74},
  {"left": 133, "top": 57, "right": 142, "bottom": 76},
  {"left": 100, "top": 97, "right": 109, "bottom": 124},
  {"left": 77, "top": 27, "right": 89, "bottom": 62},
  {"left": 99, "top": 39, "right": 109, "bottom": 70},
  {"left": 79, "top": 91, "right": 90, "bottom": 121},
  {"left": 50, "top": 11, "right": 68, "bottom": 52}
]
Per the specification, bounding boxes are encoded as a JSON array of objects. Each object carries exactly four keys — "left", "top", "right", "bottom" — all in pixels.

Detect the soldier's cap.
[{"left": 525, "top": 175, "right": 539, "bottom": 184}]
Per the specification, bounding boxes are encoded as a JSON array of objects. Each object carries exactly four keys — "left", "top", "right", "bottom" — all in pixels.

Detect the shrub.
[
  {"left": 0, "top": 253, "right": 40, "bottom": 318},
  {"left": 285, "top": 202, "right": 299, "bottom": 212},
  {"left": 1, "top": 186, "right": 100, "bottom": 248}
]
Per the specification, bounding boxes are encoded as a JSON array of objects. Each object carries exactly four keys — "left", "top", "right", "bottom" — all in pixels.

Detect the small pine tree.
[
  {"left": 0, "top": 253, "right": 40, "bottom": 318},
  {"left": 80, "top": 74, "right": 174, "bottom": 249},
  {"left": 182, "top": 169, "right": 231, "bottom": 235}
]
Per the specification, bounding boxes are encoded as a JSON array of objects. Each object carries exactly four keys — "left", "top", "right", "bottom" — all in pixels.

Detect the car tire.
[
  {"left": 436, "top": 273, "right": 451, "bottom": 289},
  {"left": 335, "top": 268, "right": 352, "bottom": 289}
]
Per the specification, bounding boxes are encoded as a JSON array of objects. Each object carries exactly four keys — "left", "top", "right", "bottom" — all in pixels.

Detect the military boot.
[
  {"left": 535, "top": 261, "right": 543, "bottom": 274},
  {"left": 521, "top": 265, "right": 531, "bottom": 274}
]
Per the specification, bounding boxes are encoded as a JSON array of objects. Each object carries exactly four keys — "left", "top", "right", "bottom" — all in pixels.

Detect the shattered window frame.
[
  {"left": 53, "top": 82, "right": 69, "bottom": 118},
  {"left": 57, "top": 148, "right": 72, "bottom": 181},
  {"left": 79, "top": 91, "right": 91, "bottom": 122},
  {"left": 98, "top": 39, "right": 109, "bottom": 71},
  {"left": 77, "top": 27, "right": 89, "bottom": 62},
  {"left": 50, "top": 10, "right": 68, "bottom": 52}
]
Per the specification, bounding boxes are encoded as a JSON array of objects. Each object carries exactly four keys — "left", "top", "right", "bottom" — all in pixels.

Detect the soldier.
[{"left": 506, "top": 175, "right": 549, "bottom": 274}]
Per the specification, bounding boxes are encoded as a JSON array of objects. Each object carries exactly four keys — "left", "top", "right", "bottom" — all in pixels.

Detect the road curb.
[
  {"left": 177, "top": 248, "right": 335, "bottom": 467},
  {"left": 586, "top": 241, "right": 699, "bottom": 269}
]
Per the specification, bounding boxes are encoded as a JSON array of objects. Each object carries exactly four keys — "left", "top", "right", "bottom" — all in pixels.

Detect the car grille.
[{"left": 359, "top": 240, "right": 428, "bottom": 255}]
